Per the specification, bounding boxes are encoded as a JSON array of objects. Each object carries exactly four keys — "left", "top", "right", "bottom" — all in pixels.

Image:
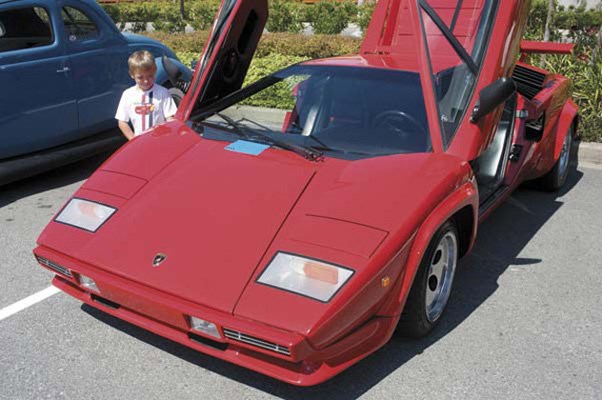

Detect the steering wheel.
[{"left": 372, "top": 110, "right": 426, "bottom": 141}]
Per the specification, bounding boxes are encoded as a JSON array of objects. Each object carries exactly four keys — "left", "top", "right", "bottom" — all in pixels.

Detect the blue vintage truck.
[{"left": 0, "top": 0, "right": 191, "bottom": 184}]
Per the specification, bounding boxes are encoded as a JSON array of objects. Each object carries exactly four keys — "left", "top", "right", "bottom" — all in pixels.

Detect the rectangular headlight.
[
  {"left": 257, "top": 253, "right": 354, "bottom": 302},
  {"left": 55, "top": 198, "right": 116, "bottom": 232}
]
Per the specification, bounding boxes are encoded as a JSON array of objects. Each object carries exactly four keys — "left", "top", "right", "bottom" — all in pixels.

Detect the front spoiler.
[{"left": 36, "top": 246, "right": 397, "bottom": 386}]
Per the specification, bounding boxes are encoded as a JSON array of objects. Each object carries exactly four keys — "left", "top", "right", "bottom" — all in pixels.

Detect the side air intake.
[{"left": 512, "top": 64, "right": 546, "bottom": 100}]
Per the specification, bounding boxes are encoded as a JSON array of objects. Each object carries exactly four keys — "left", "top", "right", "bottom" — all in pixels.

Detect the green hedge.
[
  {"left": 147, "top": 31, "right": 362, "bottom": 59},
  {"left": 101, "top": 0, "right": 375, "bottom": 35}
]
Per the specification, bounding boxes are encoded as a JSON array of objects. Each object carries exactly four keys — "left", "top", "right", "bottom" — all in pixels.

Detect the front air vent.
[
  {"left": 512, "top": 64, "right": 547, "bottom": 100},
  {"left": 36, "top": 256, "right": 72, "bottom": 277},
  {"left": 223, "top": 328, "right": 291, "bottom": 356}
]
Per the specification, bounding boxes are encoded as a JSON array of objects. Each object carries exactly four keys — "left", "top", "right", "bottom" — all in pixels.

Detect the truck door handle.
[{"left": 56, "top": 67, "right": 71, "bottom": 73}]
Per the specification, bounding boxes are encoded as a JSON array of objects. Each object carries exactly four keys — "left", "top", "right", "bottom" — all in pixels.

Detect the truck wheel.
[
  {"left": 397, "top": 220, "right": 458, "bottom": 338},
  {"left": 538, "top": 125, "right": 573, "bottom": 191}
]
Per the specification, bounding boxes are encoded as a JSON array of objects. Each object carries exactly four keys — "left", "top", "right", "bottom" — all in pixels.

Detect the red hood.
[
  {"left": 46, "top": 128, "right": 317, "bottom": 314},
  {"left": 39, "top": 124, "right": 469, "bottom": 325}
]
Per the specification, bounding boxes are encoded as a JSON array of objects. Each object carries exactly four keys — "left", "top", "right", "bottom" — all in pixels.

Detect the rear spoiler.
[{"left": 520, "top": 40, "right": 574, "bottom": 55}]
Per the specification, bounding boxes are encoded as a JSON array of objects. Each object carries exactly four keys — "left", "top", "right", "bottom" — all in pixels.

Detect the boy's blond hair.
[{"left": 128, "top": 50, "right": 156, "bottom": 74}]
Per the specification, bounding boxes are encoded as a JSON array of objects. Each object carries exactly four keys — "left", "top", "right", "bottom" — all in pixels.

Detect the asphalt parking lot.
[{"left": 0, "top": 156, "right": 601, "bottom": 400}]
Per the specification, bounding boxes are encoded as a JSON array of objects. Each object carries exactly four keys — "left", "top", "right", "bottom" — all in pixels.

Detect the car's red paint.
[
  {"left": 520, "top": 40, "right": 574, "bottom": 56},
  {"left": 34, "top": 0, "right": 578, "bottom": 386}
]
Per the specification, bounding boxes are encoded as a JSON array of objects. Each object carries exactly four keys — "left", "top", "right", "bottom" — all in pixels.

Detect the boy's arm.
[
  {"left": 163, "top": 92, "right": 178, "bottom": 120},
  {"left": 118, "top": 120, "right": 135, "bottom": 140},
  {"left": 115, "top": 90, "right": 135, "bottom": 140}
]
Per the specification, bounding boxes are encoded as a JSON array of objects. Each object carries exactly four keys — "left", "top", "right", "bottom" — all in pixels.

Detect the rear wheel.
[
  {"left": 397, "top": 221, "right": 458, "bottom": 338},
  {"left": 538, "top": 125, "right": 573, "bottom": 191}
]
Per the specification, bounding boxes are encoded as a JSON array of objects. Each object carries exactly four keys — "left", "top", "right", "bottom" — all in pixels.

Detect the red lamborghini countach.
[{"left": 34, "top": 0, "right": 578, "bottom": 386}]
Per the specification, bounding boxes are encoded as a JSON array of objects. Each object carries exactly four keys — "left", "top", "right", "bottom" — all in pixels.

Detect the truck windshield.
[{"left": 194, "top": 65, "right": 430, "bottom": 159}]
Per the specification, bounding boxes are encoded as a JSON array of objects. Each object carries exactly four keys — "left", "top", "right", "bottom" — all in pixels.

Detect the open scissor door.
[{"left": 178, "top": 0, "right": 267, "bottom": 120}]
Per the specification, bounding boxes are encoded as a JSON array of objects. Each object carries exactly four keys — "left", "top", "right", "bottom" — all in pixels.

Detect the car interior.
[
  {"left": 472, "top": 94, "right": 517, "bottom": 204},
  {"left": 0, "top": 8, "right": 53, "bottom": 53},
  {"left": 288, "top": 74, "right": 430, "bottom": 154}
]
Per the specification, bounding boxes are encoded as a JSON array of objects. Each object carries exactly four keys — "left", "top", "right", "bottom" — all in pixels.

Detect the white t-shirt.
[{"left": 115, "top": 84, "right": 177, "bottom": 136}]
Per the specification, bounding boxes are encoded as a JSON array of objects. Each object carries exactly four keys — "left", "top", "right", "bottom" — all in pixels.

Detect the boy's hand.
[{"left": 118, "top": 120, "right": 135, "bottom": 140}]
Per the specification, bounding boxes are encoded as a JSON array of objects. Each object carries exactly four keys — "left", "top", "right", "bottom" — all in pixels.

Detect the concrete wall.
[{"left": 558, "top": 0, "right": 601, "bottom": 9}]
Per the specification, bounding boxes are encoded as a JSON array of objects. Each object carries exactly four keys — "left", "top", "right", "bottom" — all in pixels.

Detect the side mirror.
[
  {"left": 470, "top": 77, "right": 516, "bottom": 123},
  {"left": 0, "top": 22, "right": 5, "bottom": 38},
  {"left": 162, "top": 55, "right": 182, "bottom": 87}
]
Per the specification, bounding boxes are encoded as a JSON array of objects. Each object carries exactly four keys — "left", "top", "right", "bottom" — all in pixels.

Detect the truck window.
[{"left": 0, "top": 7, "right": 53, "bottom": 53}]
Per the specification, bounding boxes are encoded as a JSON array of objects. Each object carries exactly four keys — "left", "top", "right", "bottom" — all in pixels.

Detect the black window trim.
[
  {"left": 418, "top": 0, "right": 477, "bottom": 74},
  {"left": 417, "top": 0, "right": 500, "bottom": 150},
  {"left": 449, "top": 0, "right": 463, "bottom": 32}
]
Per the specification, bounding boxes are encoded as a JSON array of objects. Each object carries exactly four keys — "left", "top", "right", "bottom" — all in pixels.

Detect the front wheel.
[{"left": 397, "top": 220, "right": 459, "bottom": 338}]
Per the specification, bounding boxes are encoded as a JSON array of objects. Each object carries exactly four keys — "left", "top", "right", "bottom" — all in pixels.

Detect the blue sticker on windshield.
[{"left": 225, "top": 140, "right": 270, "bottom": 156}]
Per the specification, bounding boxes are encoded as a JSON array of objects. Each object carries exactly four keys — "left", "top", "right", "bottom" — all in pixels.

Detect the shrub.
[
  {"left": 153, "top": 8, "right": 186, "bottom": 32},
  {"left": 149, "top": 31, "right": 361, "bottom": 59},
  {"left": 541, "top": 50, "right": 602, "bottom": 142},
  {"left": 176, "top": 51, "right": 201, "bottom": 69},
  {"left": 357, "top": 1, "right": 377, "bottom": 35},
  {"left": 525, "top": 3, "right": 602, "bottom": 141},
  {"left": 267, "top": 0, "right": 303, "bottom": 33},
  {"left": 148, "top": 31, "right": 209, "bottom": 53},
  {"left": 306, "top": 1, "right": 354, "bottom": 35},
  {"left": 188, "top": 0, "right": 220, "bottom": 31},
  {"left": 256, "top": 32, "right": 361, "bottom": 58},
  {"left": 241, "top": 54, "right": 308, "bottom": 109}
]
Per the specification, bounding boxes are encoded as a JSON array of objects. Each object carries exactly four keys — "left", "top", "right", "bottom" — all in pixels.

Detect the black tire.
[
  {"left": 538, "top": 125, "right": 573, "bottom": 191},
  {"left": 168, "top": 87, "right": 185, "bottom": 107},
  {"left": 397, "top": 220, "right": 459, "bottom": 338}
]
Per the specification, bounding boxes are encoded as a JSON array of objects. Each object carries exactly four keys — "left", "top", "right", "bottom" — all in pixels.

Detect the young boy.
[{"left": 115, "top": 50, "right": 177, "bottom": 140}]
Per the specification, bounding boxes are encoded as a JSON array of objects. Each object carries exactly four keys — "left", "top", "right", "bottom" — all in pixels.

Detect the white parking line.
[{"left": 0, "top": 286, "right": 60, "bottom": 321}]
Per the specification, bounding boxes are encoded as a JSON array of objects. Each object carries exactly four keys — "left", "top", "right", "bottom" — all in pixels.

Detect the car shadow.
[
  {"left": 0, "top": 151, "right": 113, "bottom": 209},
  {"left": 81, "top": 165, "right": 583, "bottom": 398}
]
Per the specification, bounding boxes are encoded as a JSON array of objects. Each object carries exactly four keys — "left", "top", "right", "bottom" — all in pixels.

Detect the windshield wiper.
[
  {"left": 240, "top": 116, "right": 333, "bottom": 155},
  {"left": 214, "top": 112, "right": 251, "bottom": 139},
  {"left": 305, "top": 134, "right": 334, "bottom": 152},
  {"left": 214, "top": 113, "right": 323, "bottom": 161}
]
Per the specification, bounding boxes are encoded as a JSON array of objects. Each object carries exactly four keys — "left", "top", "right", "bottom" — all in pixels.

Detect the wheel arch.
[
  {"left": 377, "top": 179, "right": 478, "bottom": 317},
  {"left": 553, "top": 99, "right": 579, "bottom": 161},
  {"left": 452, "top": 204, "right": 477, "bottom": 259}
]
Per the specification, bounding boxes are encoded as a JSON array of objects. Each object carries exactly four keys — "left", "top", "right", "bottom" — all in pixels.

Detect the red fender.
[
  {"left": 377, "top": 179, "right": 478, "bottom": 317},
  {"left": 553, "top": 99, "right": 579, "bottom": 161}
]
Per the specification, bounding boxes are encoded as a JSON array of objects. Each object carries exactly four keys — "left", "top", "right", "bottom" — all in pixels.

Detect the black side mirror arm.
[{"left": 470, "top": 77, "right": 516, "bottom": 123}]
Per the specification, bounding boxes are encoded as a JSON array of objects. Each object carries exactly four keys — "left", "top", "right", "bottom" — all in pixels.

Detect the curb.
[{"left": 576, "top": 141, "right": 602, "bottom": 166}]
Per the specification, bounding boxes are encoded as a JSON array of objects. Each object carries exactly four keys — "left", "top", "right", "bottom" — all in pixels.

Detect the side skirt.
[{"left": 0, "top": 129, "right": 125, "bottom": 186}]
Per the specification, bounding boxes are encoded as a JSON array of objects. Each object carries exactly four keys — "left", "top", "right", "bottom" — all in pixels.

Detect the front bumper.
[{"left": 35, "top": 246, "right": 396, "bottom": 386}]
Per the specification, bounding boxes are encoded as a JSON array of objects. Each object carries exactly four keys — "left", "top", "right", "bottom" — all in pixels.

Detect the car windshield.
[{"left": 193, "top": 65, "right": 430, "bottom": 159}]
